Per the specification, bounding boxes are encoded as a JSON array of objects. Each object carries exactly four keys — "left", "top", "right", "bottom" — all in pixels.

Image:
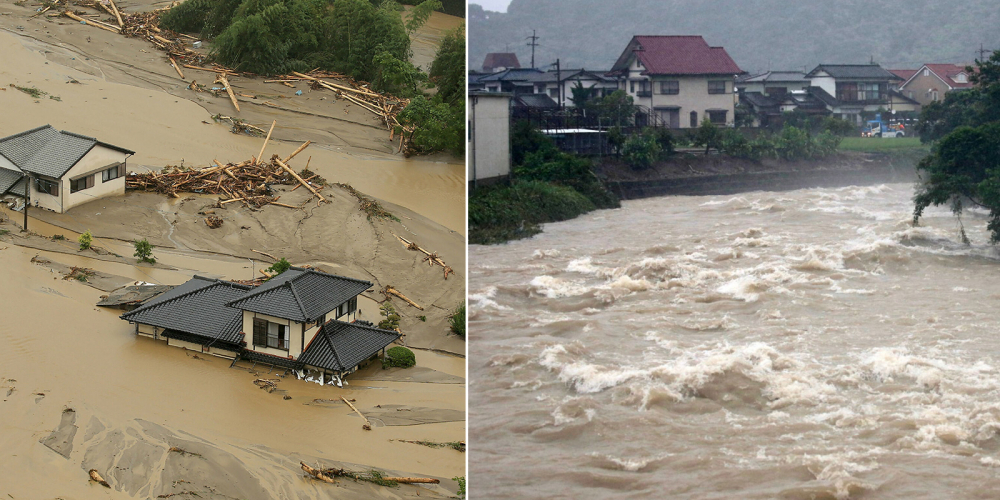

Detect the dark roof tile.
[
  {"left": 120, "top": 277, "right": 251, "bottom": 345},
  {"left": 611, "top": 36, "right": 742, "bottom": 76},
  {"left": 0, "top": 125, "right": 134, "bottom": 179},
  {"left": 298, "top": 320, "right": 401, "bottom": 373},
  {"left": 226, "top": 267, "right": 372, "bottom": 322}
]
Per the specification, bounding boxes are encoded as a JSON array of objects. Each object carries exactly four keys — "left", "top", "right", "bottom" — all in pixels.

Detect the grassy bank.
[
  {"left": 469, "top": 181, "right": 597, "bottom": 244},
  {"left": 838, "top": 136, "right": 929, "bottom": 152}
]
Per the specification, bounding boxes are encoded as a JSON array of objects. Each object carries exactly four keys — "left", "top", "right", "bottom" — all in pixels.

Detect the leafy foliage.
[
  {"left": 78, "top": 230, "right": 93, "bottom": 251},
  {"left": 621, "top": 131, "right": 661, "bottom": 170},
  {"left": 265, "top": 257, "right": 292, "bottom": 276},
  {"left": 383, "top": 346, "right": 415, "bottom": 368},
  {"left": 590, "top": 90, "right": 635, "bottom": 127},
  {"left": 715, "top": 125, "right": 841, "bottom": 161},
  {"left": 398, "top": 94, "right": 463, "bottom": 155},
  {"left": 692, "top": 119, "right": 722, "bottom": 154},
  {"left": 455, "top": 476, "right": 466, "bottom": 499},
  {"left": 378, "top": 301, "right": 401, "bottom": 330},
  {"left": 912, "top": 50, "right": 1000, "bottom": 242},
  {"left": 449, "top": 301, "right": 465, "bottom": 338},
  {"left": 133, "top": 238, "right": 156, "bottom": 264},
  {"left": 428, "top": 24, "right": 465, "bottom": 105},
  {"left": 469, "top": 180, "right": 597, "bottom": 244}
]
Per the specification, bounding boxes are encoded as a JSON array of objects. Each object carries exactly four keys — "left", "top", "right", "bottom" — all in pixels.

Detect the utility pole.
[
  {"left": 556, "top": 58, "right": 562, "bottom": 110},
  {"left": 526, "top": 29, "right": 539, "bottom": 68},
  {"left": 22, "top": 174, "right": 28, "bottom": 232},
  {"left": 979, "top": 43, "right": 991, "bottom": 61}
]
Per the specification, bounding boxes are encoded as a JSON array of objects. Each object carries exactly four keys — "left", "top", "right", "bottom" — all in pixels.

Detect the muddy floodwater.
[{"left": 470, "top": 182, "right": 1000, "bottom": 499}]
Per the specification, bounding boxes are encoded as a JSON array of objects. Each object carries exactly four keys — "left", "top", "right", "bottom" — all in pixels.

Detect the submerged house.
[
  {"left": 120, "top": 267, "right": 401, "bottom": 384},
  {"left": 0, "top": 125, "right": 134, "bottom": 213}
]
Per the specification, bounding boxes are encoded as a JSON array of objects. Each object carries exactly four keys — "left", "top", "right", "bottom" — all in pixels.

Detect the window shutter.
[
  {"left": 87, "top": 175, "right": 94, "bottom": 189},
  {"left": 253, "top": 318, "right": 267, "bottom": 346},
  {"left": 50, "top": 181, "right": 58, "bottom": 196}
]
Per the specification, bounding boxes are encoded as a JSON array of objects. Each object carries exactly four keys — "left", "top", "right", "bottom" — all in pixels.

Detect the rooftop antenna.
[
  {"left": 978, "top": 43, "right": 990, "bottom": 61},
  {"left": 526, "top": 29, "right": 539, "bottom": 68}
]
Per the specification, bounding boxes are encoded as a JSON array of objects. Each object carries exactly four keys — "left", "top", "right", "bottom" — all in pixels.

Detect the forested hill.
[{"left": 469, "top": 0, "right": 1000, "bottom": 74}]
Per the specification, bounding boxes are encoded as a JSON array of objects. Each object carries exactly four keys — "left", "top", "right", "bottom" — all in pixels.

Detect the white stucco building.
[{"left": 468, "top": 91, "right": 513, "bottom": 187}]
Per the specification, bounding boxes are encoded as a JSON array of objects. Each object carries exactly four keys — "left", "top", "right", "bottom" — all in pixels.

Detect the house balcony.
[{"left": 636, "top": 90, "right": 652, "bottom": 98}]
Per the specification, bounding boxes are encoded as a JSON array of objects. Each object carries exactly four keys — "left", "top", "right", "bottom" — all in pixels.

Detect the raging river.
[{"left": 470, "top": 181, "right": 1000, "bottom": 499}]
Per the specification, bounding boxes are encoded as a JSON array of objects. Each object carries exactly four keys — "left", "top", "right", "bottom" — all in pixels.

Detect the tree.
[
  {"left": 397, "top": 94, "right": 463, "bottom": 155},
  {"left": 693, "top": 119, "right": 722, "bottom": 155},
  {"left": 265, "top": 257, "right": 292, "bottom": 276},
  {"left": 621, "top": 131, "right": 661, "bottom": 170},
  {"left": 593, "top": 90, "right": 635, "bottom": 127},
  {"left": 429, "top": 24, "right": 465, "bottom": 105},
  {"left": 78, "top": 230, "right": 93, "bottom": 251},
  {"left": 133, "top": 238, "right": 156, "bottom": 264},
  {"left": 569, "top": 80, "right": 596, "bottom": 108},
  {"left": 913, "top": 50, "right": 1000, "bottom": 242}
]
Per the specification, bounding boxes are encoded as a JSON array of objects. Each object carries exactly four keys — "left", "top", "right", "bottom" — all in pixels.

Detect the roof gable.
[
  {"left": 482, "top": 52, "right": 520, "bottom": 71},
  {"left": 0, "top": 167, "right": 24, "bottom": 195},
  {"left": 226, "top": 267, "right": 372, "bottom": 323},
  {"left": 611, "top": 36, "right": 743, "bottom": 76},
  {"left": 806, "top": 64, "right": 900, "bottom": 81},
  {"left": 120, "top": 277, "right": 251, "bottom": 345},
  {"left": 0, "top": 125, "right": 134, "bottom": 179},
  {"left": 298, "top": 320, "right": 401, "bottom": 372}
]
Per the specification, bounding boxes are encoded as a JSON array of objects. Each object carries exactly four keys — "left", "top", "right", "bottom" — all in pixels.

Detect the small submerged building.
[{"left": 120, "top": 267, "right": 401, "bottom": 384}]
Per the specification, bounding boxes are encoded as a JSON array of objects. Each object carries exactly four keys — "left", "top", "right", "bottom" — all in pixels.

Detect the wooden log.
[
  {"left": 64, "top": 11, "right": 119, "bottom": 33},
  {"left": 215, "top": 74, "right": 240, "bottom": 112},
  {"left": 275, "top": 159, "right": 326, "bottom": 203},
  {"left": 183, "top": 64, "right": 235, "bottom": 74},
  {"left": 300, "top": 462, "right": 336, "bottom": 484},
  {"left": 169, "top": 56, "right": 185, "bottom": 79},
  {"left": 290, "top": 174, "right": 317, "bottom": 192},
  {"left": 283, "top": 141, "right": 311, "bottom": 163},
  {"left": 256, "top": 120, "right": 276, "bottom": 165},
  {"left": 269, "top": 202, "right": 300, "bottom": 209},
  {"left": 291, "top": 71, "right": 380, "bottom": 97},
  {"left": 252, "top": 249, "right": 278, "bottom": 262},
  {"left": 383, "top": 477, "right": 441, "bottom": 484},
  {"left": 385, "top": 286, "right": 423, "bottom": 310},
  {"left": 220, "top": 197, "right": 245, "bottom": 205},
  {"left": 88, "top": 469, "right": 110, "bottom": 487},
  {"left": 341, "top": 396, "right": 372, "bottom": 430},
  {"left": 108, "top": 0, "right": 123, "bottom": 27}
]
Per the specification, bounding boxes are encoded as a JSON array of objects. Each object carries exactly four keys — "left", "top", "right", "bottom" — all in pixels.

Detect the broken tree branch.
[
  {"left": 283, "top": 140, "right": 311, "bottom": 163},
  {"left": 341, "top": 396, "right": 372, "bottom": 430},
  {"left": 275, "top": 158, "right": 326, "bottom": 203},
  {"left": 252, "top": 249, "right": 278, "bottom": 262},
  {"left": 301, "top": 462, "right": 336, "bottom": 484},
  {"left": 384, "top": 286, "right": 423, "bottom": 310},
  {"left": 256, "top": 120, "right": 276, "bottom": 165},
  {"left": 214, "top": 73, "right": 240, "bottom": 112}
]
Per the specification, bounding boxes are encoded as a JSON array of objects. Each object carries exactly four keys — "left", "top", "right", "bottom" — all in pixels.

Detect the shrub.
[
  {"left": 621, "top": 132, "right": 661, "bottom": 170},
  {"left": 378, "top": 302, "right": 401, "bottom": 330},
  {"left": 265, "top": 257, "right": 291, "bottom": 276},
  {"left": 692, "top": 119, "right": 722, "bottom": 154},
  {"left": 398, "top": 94, "right": 463, "bottom": 155},
  {"left": 133, "top": 238, "right": 156, "bottom": 264},
  {"left": 469, "top": 180, "right": 596, "bottom": 244},
  {"left": 383, "top": 346, "right": 415, "bottom": 368},
  {"left": 820, "top": 116, "right": 857, "bottom": 137},
  {"left": 649, "top": 127, "right": 675, "bottom": 159},
  {"left": 515, "top": 150, "right": 619, "bottom": 209},
  {"left": 449, "top": 302, "right": 465, "bottom": 338},
  {"left": 78, "top": 230, "right": 93, "bottom": 250}
]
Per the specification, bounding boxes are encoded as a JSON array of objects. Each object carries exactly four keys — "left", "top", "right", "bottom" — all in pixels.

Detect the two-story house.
[
  {"left": 477, "top": 68, "right": 545, "bottom": 94},
  {"left": 805, "top": 64, "right": 919, "bottom": 124},
  {"left": 608, "top": 35, "right": 743, "bottom": 128},
  {"left": 121, "top": 267, "right": 401, "bottom": 384},
  {"left": 737, "top": 71, "right": 811, "bottom": 97},
  {"left": 896, "top": 64, "right": 975, "bottom": 106}
]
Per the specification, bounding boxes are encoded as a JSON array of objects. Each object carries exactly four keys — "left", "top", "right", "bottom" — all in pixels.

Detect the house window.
[
  {"left": 102, "top": 164, "right": 123, "bottom": 182},
  {"left": 923, "top": 69, "right": 929, "bottom": 77},
  {"left": 35, "top": 178, "right": 58, "bottom": 196},
  {"left": 932, "top": 90, "right": 939, "bottom": 101},
  {"left": 335, "top": 296, "right": 358, "bottom": 319},
  {"left": 70, "top": 175, "right": 94, "bottom": 193},
  {"left": 708, "top": 81, "right": 727, "bottom": 94},
  {"left": 252, "top": 317, "right": 288, "bottom": 350},
  {"left": 690, "top": 111, "right": 698, "bottom": 127},
  {"left": 630, "top": 80, "right": 635, "bottom": 93},
  {"left": 548, "top": 88, "right": 559, "bottom": 98},
  {"left": 658, "top": 80, "right": 679, "bottom": 95},
  {"left": 838, "top": 82, "right": 884, "bottom": 102},
  {"left": 707, "top": 110, "right": 728, "bottom": 124}
]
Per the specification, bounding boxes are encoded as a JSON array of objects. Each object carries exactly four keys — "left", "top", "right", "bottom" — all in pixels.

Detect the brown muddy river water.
[{"left": 469, "top": 182, "right": 1000, "bottom": 499}]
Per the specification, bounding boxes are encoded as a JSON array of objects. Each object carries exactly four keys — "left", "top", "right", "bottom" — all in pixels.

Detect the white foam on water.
[
  {"left": 469, "top": 286, "right": 512, "bottom": 311},
  {"left": 532, "top": 248, "right": 561, "bottom": 259},
  {"left": 528, "top": 275, "right": 592, "bottom": 298}
]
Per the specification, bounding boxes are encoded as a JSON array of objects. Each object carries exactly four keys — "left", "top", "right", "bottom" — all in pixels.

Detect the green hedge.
[
  {"left": 383, "top": 346, "right": 415, "bottom": 368},
  {"left": 469, "top": 180, "right": 597, "bottom": 244}
]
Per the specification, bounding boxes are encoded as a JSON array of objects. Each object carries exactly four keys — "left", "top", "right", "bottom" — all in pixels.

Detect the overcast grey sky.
[{"left": 472, "top": 0, "right": 512, "bottom": 12}]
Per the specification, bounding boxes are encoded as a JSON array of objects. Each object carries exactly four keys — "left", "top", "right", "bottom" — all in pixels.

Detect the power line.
[{"left": 526, "top": 29, "right": 539, "bottom": 68}]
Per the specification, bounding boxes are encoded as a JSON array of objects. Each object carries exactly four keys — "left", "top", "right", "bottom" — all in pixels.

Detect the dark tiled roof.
[
  {"left": 611, "top": 36, "right": 743, "bottom": 76},
  {"left": 226, "top": 267, "right": 372, "bottom": 323},
  {"left": 298, "top": 320, "right": 400, "bottom": 373},
  {"left": 526, "top": 69, "right": 617, "bottom": 84},
  {"left": 740, "top": 91, "right": 780, "bottom": 110},
  {"left": 807, "top": 86, "right": 840, "bottom": 107},
  {"left": 0, "top": 167, "right": 23, "bottom": 195},
  {"left": 514, "top": 94, "right": 558, "bottom": 108},
  {"left": 120, "top": 277, "right": 251, "bottom": 345},
  {"left": 482, "top": 52, "right": 520, "bottom": 72},
  {"left": 739, "top": 71, "right": 809, "bottom": 83},
  {"left": 479, "top": 68, "right": 545, "bottom": 82},
  {"left": 0, "top": 125, "right": 134, "bottom": 179},
  {"left": 806, "top": 64, "right": 901, "bottom": 80}
]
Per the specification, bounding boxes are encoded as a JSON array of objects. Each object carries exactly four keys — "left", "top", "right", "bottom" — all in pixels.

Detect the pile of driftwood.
[
  {"left": 394, "top": 234, "right": 454, "bottom": 280},
  {"left": 267, "top": 71, "right": 414, "bottom": 152},
  {"left": 125, "top": 137, "right": 324, "bottom": 209}
]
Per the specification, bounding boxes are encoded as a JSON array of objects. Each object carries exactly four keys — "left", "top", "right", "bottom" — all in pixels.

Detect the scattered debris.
[
  {"left": 88, "top": 469, "right": 110, "bottom": 488},
  {"left": 253, "top": 378, "right": 280, "bottom": 393},
  {"left": 382, "top": 286, "right": 423, "bottom": 310},
  {"left": 392, "top": 439, "right": 465, "bottom": 452},
  {"left": 320, "top": 466, "right": 440, "bottom": 486},
  {"left": 394, "top": 234, "right": 454, "bottom": 279},
  {"left": 204, "top": 216, "right": 223, "bottom": 229},
  {"left": 211, "top": 114, "right": 265, "bottom": 136},
  {"left": 168, "top": 446, "right": 202, "bottom": 457},
  {"left": 341, "top": 396, "right": 372, "bottom": 430},
  {"left": 300, "top": 462, "right": 336, "bottom": 484},
  {"left": 126, "top": 159, "right": 301, "bottom": 209},
  {"left": 333, "top": 183, "right": 398, "bottom": 221}
]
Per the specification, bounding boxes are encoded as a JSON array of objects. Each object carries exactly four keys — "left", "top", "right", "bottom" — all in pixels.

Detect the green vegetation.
[
  {"left": 51, "top": 234, "right": 66, "bottom": 241},
  {"left": 913, "top": 50, "right": 1000, "bottom": 242},
  {"left": 378, "top": 302, "right": 401, "bottom": 330},
  {"left": 386, "top": 0, "right": 463, "bottom": 17},
  {"left": 78, "top": 230, "right": 93, "bottom": 251},
  {"left": 13, "top": 85, "right": 45, "bottom": 99},
  {"left": 0, "top": 229, "right": 9, "bottom": 236},
  {"left": 418, "top": 315, "right": 426, "bottom": 322},
  {"left": 715, "top": 125, "right": 842, "bottom": 161},
  {"left": 133, "top": 238, "right": 156, "bottom": 264},
  {"left": 455, "top": 476, "right": 466, "bottom": 499},
  {"left": 397, "top": 23, "right": 464, "bottom": 156},
  {"left": 449, "top": 301, "right": 464, "bottom": 338},
  {"left": 265, "top": 257, "right": 292, "bottom": 276},
  {"left": 471, "top": 122, "right": 618, "bottom": 244},
  {"left": 621, "top": 131, "right": 661, "bottom": 170},
  {"left": 838, "top": 136, "right": 928, "bottom": 152},
  {"left": 383, "top": 345, "right": 415, "bottom": 368}
]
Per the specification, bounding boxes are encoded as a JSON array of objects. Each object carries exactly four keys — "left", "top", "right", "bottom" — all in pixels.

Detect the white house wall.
[
  {"left": 811, "top": 73, "right": 836, "bottom": 97},
  {"left": 61, "top": 146, "right": 128, "bottom": 212},
  {"left": 469, "top": 94, "right": 511, "bottom": 183},
  {"left": 242, "top": 310, "right": 312, "bottom": 358}
]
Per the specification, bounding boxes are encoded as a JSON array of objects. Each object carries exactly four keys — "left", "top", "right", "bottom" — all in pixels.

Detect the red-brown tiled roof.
[
  {"left": 612, "top": 36, "right": 743, "bottom": 76},
  {"left": 482, "top": 53, "right": 521, "bottom": 72},
  {"left": 923, "top": 63, "right": 974, "bottom": 88}
]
